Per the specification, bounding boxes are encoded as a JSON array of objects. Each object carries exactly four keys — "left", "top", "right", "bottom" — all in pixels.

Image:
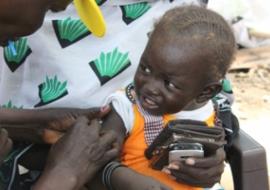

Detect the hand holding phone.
[
  {"left": 145, "top": 119, "right": 226, "bottom": 170},
  {"left": 168, "top": 142, "right": 204, "bottom": 163}
]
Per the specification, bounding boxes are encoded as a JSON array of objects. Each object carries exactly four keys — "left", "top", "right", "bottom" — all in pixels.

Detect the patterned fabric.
[
  {"left": 0, "top": 0, "right": 202, "bottom": 109},
  {"left": 136, "top": 100, "right": 164, "bottom": 145},
  {"left": 0, "top": 1, "right": 206, "bottom": 189}
]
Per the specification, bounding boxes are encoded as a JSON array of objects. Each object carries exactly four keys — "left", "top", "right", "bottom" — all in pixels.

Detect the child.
[{"left": 100, "top": 5, "right": 236, "bottom": 190}]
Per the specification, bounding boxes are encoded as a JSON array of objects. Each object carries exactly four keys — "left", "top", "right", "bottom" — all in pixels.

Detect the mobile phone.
[{"left": 168, "top": 142, "right": 204, "bottom": 163}]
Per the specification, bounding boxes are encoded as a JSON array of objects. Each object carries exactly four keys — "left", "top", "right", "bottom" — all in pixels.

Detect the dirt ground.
[
  {"left": 220, "top": 46, "right": 270, "bottom": 189},
  {"left": 228, "top": 46, "right": 270, "bottom": 156},
  {"left": 229, "top": 62, "right": 270, "bottom": 122}
]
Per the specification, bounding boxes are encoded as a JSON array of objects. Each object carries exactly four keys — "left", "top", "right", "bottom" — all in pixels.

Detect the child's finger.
[
  {"left": 168, "top": 162, "right": 180, "bottom": 170},
  {"left": 185, "top": 148, "right": 225, "bottom": 168}
]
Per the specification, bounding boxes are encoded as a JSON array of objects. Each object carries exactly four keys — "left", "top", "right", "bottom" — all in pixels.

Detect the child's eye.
[
  {"left": 145, "top": 67, "right": 151, "bottom": 73},
  {"left": 165, "top": 80, "right": 177, "bottom": 89},
  {"left": 141, "top": 64, "right": 151, "bottom": 74}
]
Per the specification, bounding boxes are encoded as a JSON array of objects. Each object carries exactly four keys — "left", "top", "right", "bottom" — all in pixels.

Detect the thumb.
[
  {"left": 161, "top": 184, "right": 172, "bottom": 190},
  {"left": 87, "top": 105, "right": 111, "bottom": 120},
  {"left": 42, "top": 129, "right": 64, "bottom": 144}
]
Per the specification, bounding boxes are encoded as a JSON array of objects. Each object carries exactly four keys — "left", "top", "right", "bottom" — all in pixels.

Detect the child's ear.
[{"left": 196, "top": 82, "right": 222, "bottom": 103}]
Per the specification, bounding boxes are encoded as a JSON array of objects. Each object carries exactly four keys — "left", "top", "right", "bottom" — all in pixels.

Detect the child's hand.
[
  {"left": 111, "top": 167, "right": 172, "bottom": 190},
  {"left": 0, "top": 128, "right": 12, "bottom": 165},
  {"left": 164, "top": 147, "right": 225, "bottom": 188}
]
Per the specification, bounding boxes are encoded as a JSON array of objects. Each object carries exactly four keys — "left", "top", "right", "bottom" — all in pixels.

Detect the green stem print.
[
  {"left": 35, "top": 75, "right": 68, "bottom": 107},
  {"left": 53, "top": 18, "right": 91, "bottom": 48},
  {"left": 89, "top": 48, "right": 131, "bottom": 85},
  {"left": 1, "top": 100, "right": 23, "bottom": 109},
  {"left": 3, "top": 38, "right": 32, "bottom": 72},
  {"left": 121, "top": 2, "right": 151, "bottom": 24}
]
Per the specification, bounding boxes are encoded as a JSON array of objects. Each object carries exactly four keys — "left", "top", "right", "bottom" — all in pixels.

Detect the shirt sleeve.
[{"left": 103, "top": 90, "right": 134, "bottom": 134}]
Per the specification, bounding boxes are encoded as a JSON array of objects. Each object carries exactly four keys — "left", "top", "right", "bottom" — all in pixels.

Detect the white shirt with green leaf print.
[{"left": 0, "top": 0, "right": 204, "bottom": 109}]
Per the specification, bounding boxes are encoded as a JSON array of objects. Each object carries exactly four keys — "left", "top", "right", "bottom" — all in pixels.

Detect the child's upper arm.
[
  {"left": 101, "top": 105, "right": 127, "bottom": 144},
  {"left": 101, "top": 90, "right": 135, "bottom": 142}
]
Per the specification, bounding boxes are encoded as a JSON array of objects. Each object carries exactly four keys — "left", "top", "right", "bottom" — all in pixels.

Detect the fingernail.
[
  {"left": 185, "top": 158, "right": 195, "bottom": 165},
  {"left": 168, "top": 163, "right": 179, "bottom": 170},
  {"left": 169, "top": 175, "right": 176, "bottom": 180},
  {"left": 101, "top": 105, "right": 109, "bottom": 112},
  {"left": 162, "top": 168, "right": 171, "bottom": 175}
]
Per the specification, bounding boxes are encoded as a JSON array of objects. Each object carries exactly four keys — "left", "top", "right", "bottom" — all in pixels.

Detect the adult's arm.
[
  {"left": 0, "top": 106, "right": 110, "bottom": 143},
  {"left": 32, "top": 116, "right": 118, "bottom": 190}
]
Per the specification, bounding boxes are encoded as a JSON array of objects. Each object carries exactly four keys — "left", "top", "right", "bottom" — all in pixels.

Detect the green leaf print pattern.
[
  {"left": 95, "top": 0, "right": 106, "bottom": 5},
  {"left": 35, "top": 75, "right": 68, "bottom": 107},
  {"left": 53, "top": 18, "right": 90, "bottom": 48},
  {"left": 89, "top": 48, "right": 131, "bottom": 85},
  {"left": 3, "top": 38, "right": 32, "bottom": 72},
  {"left": 121, "top": 2, "right": 151, "bottom": 24}
]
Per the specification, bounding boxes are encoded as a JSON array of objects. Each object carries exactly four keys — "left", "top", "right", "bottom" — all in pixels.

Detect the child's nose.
[{"left": 145, "top": 80, "right": 161, "bottom": 96}]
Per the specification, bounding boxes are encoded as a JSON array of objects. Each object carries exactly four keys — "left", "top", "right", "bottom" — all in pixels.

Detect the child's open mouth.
[{"left": 141, "top": 95, "right": 159, "bottom": 110}]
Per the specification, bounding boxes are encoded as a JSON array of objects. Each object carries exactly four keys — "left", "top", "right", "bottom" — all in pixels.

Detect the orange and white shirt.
[{"left": 104, "top": 90, "right": 215, "bottom": 190}]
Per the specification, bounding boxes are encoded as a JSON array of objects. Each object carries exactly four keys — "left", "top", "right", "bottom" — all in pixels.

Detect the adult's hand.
[
  {"left": 0, "top": 106, "right": 111, "bottom": 144},
  {"left": 0, "top": 128, "right": 12, "bottom": 165},
  {"left": 0, "top": 0, "right": 72, "bottom": 46},
  {"left": 33, "top": 116, "right": 118, "bottom": 190},
  {"left": 165, "top": 147, "right": 225, "bottom": 188},
  {"left": 41, "top": 106, "right": 111, "bottom": 143}
]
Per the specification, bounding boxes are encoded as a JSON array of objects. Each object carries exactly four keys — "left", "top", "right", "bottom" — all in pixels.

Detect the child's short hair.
[{"left": 151, "top": 6, "right": 235, "bottom": 82}]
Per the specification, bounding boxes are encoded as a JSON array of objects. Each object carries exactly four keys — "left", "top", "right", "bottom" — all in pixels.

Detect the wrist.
[
  {"left": 111, "top": 166, "right": 133, "bottom": 190},
  {"left": 102, "top": 161, "right": 127, "bottom": 190},
  {"left": 33, "top": 166, "right": 79, "bottom": 190}
]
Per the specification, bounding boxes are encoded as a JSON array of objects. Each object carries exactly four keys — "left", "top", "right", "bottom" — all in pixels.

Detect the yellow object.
[{"left": 74, "top": 0, "right": 106, "bottom": 37}]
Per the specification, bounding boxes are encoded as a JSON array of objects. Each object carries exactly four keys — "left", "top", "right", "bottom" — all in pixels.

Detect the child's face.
[{"left": 134, "top": 36, "right": 209, "bottom": 115}]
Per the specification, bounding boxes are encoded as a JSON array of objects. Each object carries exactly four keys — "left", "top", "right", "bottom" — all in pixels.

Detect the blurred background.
[{"left": 207, "top": 0, "right": 270, "bottom": 189}]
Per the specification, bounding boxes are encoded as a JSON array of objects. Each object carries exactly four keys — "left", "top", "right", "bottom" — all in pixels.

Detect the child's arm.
[
  {"left": 100, "top": 106, "right": 127, "bottom": 153},
  {"left": 87, "top": 107, "right": 171, "bottom": 190},
  {"left": 0, "top": 128, "right": 12, "bottom": 165},
  {"left": 110, "top": 166, "right": 172, "bottom": 190}
]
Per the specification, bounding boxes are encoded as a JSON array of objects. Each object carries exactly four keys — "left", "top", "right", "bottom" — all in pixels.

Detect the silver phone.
[{"left": 168, "top": 142, "right": 204, "bottom": 163}]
